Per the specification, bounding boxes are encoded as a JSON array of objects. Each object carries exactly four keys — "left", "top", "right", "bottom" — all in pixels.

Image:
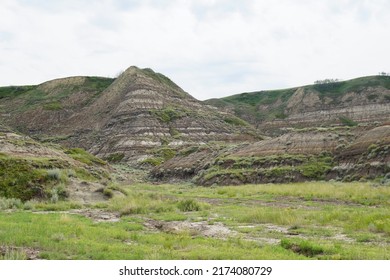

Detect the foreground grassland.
[{"left": 0, "top": 182, "right": 389, "bottom": 260}]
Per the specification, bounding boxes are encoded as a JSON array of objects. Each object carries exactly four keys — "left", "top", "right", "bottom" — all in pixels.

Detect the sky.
[{"left": 0, "top": 0, "right": 389, "bottom": 100}]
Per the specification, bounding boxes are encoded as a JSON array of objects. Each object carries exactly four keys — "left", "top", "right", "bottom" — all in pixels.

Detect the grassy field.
[{"left": 0, "top": 181, "right": 389, "bottom": 260}]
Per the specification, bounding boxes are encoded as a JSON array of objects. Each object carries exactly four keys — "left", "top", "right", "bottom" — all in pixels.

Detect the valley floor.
[{"left": 1, "top": 181, "right": 389, "bottom": 260}]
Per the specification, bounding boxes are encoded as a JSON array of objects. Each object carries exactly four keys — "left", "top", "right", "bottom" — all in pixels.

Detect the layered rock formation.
[
  {"left": 206, "top": 76, "right": 390, "bottom": 134},
  {"left": 0, "top": 67, "right": 257, "bottom": 162}
]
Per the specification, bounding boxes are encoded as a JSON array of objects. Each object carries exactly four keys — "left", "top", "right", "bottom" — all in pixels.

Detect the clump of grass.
[
  {"left": 338, "top": 116, "right": 358, "bottom": 127},
  {"left": 281, "top": 239, "right": 325, "bottom": 257},
  {"left": 177, "top": 199, "right": 201, "bottom": 212},
  {"left": 109, "top": 192, "right": 176, "bottom": 216},
  {"left": 141, "top": 147, "right": 176, "bottom": 166},
  {"left": 104, "top": 153, "right": 125, "bottom": 163},
  {"left": 65, "top": 148, "right": 106, "bottom": 166},
  {"left": 103, "top": 188, "right": 114, "bottom": 198},
  {"left": 179, "top": 146, "right": 199, "bottom": 157},
  {"left": 300, "top": 155, "right": 333, "bottom": 180},
  {"left": 140, "top": 157, "right": 163, "bottom": 166},
  {"left": 150, "top": 107, "right": 188, "bottom": 123},
  {"left": 223, "top": 116, "right": 249, "bottom": 127},
  {"left": 46, "top": 168, "right": 69, "bottom": 183},
  {"left": 43, "top": 101, "right": 62, "bottom": 111}
]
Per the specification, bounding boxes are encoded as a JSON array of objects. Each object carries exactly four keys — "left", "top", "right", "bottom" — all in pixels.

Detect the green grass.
[
  {"left": 65, "top": 148, "right": 106, "bottom": 166},
  {"left": 210, "top": 75, "right": 390, "bottom": 124},
  {"left": 141, "top": 147, "right": 176, "bottom": 166},
  {"left": 1, "top": 76, "right": 114, "bottom": 113},
  {"left": 0, "top": 85, "right": 37, "bottom": 99},
  {"left": 338, "top": 116, "right": 358, "bottom": 127},
  {"left": 0, "top": 181, "right": 389, "bottom": 259},
  {"left": 43, "top": 101, "right": 63, "bottom": 111},
  {"left": 223, "top": 116, "right": 250, "bottom": 127}
]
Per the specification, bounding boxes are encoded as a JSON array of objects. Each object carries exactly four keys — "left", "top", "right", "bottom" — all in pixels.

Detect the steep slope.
[{"left": 0, "top": 67, "right": 257, "bottom": 163}]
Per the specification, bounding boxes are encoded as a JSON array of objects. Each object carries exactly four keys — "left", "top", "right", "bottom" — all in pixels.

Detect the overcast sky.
[{"left": 0, "top": 0, "right": 389, "bottom": 100}]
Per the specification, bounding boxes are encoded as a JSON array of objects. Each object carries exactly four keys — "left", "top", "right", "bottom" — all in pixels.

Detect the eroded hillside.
[{"left": 0, "top": 67, "right": 257, "bottom": 165}]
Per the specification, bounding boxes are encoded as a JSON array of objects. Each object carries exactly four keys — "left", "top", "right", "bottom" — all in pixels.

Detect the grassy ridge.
[
  {"left": 0, "top": 76, "right": 114, "bottom": 112},
  {"left": 207, "top": 75, "right": 390, "bottom": 122}
]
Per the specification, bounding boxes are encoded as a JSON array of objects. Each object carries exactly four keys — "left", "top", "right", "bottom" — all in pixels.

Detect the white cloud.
[{"left": 0, "top": 0, "right": 389, "bottom": 100}]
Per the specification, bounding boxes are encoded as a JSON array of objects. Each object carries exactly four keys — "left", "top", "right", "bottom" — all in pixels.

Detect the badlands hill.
[
  {"left": 1, "top": 69, "right": 389, "bottom": 191},
  {"left": 0, "top": 66, "right": 256, "bottom": 165}
]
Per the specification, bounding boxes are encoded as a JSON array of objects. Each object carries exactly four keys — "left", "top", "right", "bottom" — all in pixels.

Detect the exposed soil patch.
[
  {"left": 33, "top": 209, "right": 120, "bottom": 223},
  {"left": 144, "top": 219, "right": 235, "bottom": 238},
  {"left": 67, "top": 180, "right": 107, "bottom": 203},
  {"left": 69, "top": 209, "right": 120, "bottom": 222}
]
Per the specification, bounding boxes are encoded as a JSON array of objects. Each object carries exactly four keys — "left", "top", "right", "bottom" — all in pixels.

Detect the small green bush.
[
  {"left": 151, "top": 107, "right": 188, "bottom": 123},
  {"left": 43, "top": 102, "right": 62, "bottom": 111},
  {"left": 339, "top": 116, "right": 358, "bottom": 127},
  {"left": 0, "top": 197, "right": 23, "bottom": 210},
  {"left": 140, "top": 157, "right": 163, "bottom": 166},
  {"left": 105, "top": 153, "right": 125, "bottom": 163},
  {"left": 47, "top": 169, "right": 61, "bottom": 181},
  {"left": 177, "top": 199, "right": 201, "bottom": 212},
  {"left": 65, "top": 148, "right": 106, "bottom": 165},
  {"left": 223, "top": 116, "right": 249, "bottom": 127}
]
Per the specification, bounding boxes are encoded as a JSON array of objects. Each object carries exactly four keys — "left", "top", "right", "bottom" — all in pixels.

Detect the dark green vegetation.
[
  {"left": 0, "top": 85, "right": 37, "bottom": 99},
  {"left": 1, "top": 182, "right": 389, "bottom": 260}
]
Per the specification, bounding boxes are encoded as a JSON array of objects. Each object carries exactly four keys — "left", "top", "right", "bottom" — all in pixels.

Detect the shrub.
[
  {"left": 103, "top": 188, "right": 114, "bottom": 198},
  {"left": 43, "top": 102, "right": 62, "bottom": 111},
  {"left": 339, "top": 116, "right": 358, "bottom": 127},
  {"left": 177, "top": 199, "right": 201, "bottom": 212},
  {"left": 151, "top": 107, "right": 188, "bottom": 123},
  {"left": 47, "top": 169, "right": 61, "bottom": 181},
  {"left": 105, "top": 153, "right": 125, "bottom": 163},
  {"left": 223, "top": 116, "right": 249, "bottom": 127},
  {"left": 140, "top": 157, "right": 163, "bottom": 166},
  {"left": 0, "top": 197, "right": 23, "bottom": 210},
  {"left": 65, "top": 148, "right": 106, "bottom": 165}
]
